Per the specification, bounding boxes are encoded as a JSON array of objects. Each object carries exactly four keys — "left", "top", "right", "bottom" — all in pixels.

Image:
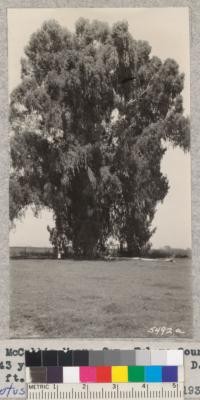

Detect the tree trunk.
[{"left": 126, "top": 239, "right": 141, "bottom": 257}]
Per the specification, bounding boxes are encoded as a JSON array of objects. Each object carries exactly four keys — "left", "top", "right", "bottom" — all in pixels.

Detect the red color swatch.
[{"left": 96, "top": 367, "right": 111, "bottom": 383}]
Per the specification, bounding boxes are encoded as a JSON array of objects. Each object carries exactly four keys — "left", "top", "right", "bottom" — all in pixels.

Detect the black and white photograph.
[{"left": 8, "top": 7, "right": 192, "bottom": 338}]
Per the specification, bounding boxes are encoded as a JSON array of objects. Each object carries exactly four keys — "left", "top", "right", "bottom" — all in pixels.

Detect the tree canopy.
[{"left": 10, "top": 18, "right": 190, "bottom": 257}]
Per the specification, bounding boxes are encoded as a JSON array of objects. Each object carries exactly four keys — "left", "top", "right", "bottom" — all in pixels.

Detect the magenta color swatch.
[{"left": 80, "top": 367, "right": 96, "bottom": 382}]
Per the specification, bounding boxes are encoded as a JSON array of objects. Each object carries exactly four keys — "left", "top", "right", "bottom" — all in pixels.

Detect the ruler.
[{"left": 27, "top": 383, "right": 184, "bottom": 400}]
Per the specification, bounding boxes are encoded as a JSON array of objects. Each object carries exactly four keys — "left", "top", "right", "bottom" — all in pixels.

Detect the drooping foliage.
[{"left": 10, "top": 19, "right": 190, "bottom": 256}]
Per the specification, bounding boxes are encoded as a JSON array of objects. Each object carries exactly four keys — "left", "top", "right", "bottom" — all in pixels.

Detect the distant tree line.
[
  {"left": 10, "top": 18, "right": 190, "bottom": 258},
  {"left": 9, "top": 245, "right": 191, "bottom": 260}
]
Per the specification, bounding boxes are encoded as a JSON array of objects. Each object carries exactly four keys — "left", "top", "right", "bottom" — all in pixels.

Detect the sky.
[{"left": 8, "top": 7, "right": 191, "bottom": 249}]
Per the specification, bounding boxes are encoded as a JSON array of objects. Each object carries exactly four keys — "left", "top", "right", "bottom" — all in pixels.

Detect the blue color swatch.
[{"left": 162, "top": 366, "right": 178, "bottom": 382}]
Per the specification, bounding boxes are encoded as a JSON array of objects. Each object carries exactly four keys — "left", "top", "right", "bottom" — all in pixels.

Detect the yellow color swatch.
[{"left": 112, "top": 366, "right": 128, "bottom": 383}]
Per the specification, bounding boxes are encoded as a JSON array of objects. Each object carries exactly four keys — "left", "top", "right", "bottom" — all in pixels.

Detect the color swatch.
[
  {"left": 26, "top": 365, "right": 182, "bottom": 383},
  {"left": 25, "top": 349, "right": 183, "bottom": 367},
  {"left": 25, "top": 349, "right": 184, "bottom": 384}
]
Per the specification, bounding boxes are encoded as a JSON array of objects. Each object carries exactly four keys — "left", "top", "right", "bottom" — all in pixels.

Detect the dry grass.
[{"left": 10, "top": 258, "right": 192, "bottom": 338}]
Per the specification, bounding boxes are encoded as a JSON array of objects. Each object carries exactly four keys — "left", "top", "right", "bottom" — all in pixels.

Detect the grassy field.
[{"left": 10, "top": 258, "right": 192, "bottom": 338}]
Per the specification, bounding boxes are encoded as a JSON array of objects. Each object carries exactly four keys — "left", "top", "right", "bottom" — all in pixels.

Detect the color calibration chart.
[{"left": 26, "top": 349, "right": 184, "bottom": 399}]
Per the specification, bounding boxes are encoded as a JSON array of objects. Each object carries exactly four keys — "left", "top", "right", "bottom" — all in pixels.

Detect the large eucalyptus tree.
[{"left": 10, "top": 18, "right": 189, "bottom": 256}]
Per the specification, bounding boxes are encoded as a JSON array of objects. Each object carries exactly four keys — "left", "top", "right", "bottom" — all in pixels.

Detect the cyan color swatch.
[{"left": 145, "top": 366, "right": 162, "bottom": 382}]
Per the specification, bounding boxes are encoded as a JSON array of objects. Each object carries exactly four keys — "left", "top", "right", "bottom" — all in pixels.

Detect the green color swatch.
[{"left": 128, "top": 366, "right": 145, "bottom": 382}]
